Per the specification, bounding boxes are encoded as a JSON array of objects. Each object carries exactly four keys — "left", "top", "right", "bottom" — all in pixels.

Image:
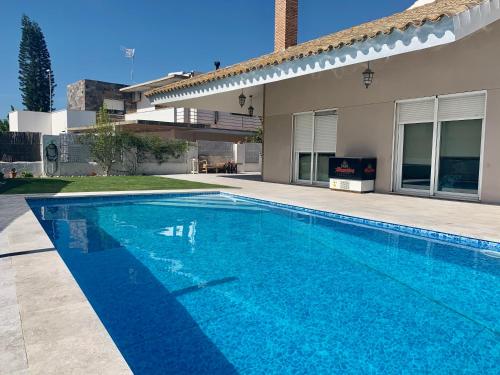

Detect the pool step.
[{"left": 135, "top": 201, "right": 267, "bottom": 212}]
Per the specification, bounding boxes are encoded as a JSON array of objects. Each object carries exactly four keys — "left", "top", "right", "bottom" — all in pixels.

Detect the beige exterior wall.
[{"left": 263, "top": 19, "right": 500, "bottom": 203}]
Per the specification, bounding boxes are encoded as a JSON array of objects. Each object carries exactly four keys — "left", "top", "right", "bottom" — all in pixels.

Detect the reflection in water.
[{"left": 27, "top": 195, "right": 500, "bottom": 374}]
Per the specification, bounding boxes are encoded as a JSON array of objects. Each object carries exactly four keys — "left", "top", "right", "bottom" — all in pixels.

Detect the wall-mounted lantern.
[
  {"left": 248, "top": 95, "right": 254, "bottom": 116},
  {"left": 362, "top": 62, "right": 374, "bottom": 89},
  {"left": 239, "top": 90, "right": 246, "bottom": 107}
]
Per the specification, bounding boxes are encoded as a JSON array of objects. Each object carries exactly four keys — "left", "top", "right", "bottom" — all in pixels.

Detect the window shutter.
[
  {"left": 294, "top": 113, "right": 313, "bottom": 152},
  {"left": 438, "top": 93, "right": 486, "bottom": 121},
  {"left": 103, "top": 99, "right": 125, "bottom": 111},
  {"left": 398, "top": 99, "right": 435, "bottom": 124},
  {"left": 314, "top": 113, "right": 337, "bottom": 153}
]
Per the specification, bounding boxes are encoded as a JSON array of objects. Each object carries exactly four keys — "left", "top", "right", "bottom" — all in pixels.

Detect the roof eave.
[
  {"left": 147, "top": 0, "right": 500, "bottom": 105},
  {"left": 148, "top": 16, "right": 455, "bottom": 105}
]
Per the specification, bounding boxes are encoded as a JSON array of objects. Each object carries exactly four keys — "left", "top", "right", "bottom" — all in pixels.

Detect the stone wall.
[
  {"left": 67, "top": 80, "right": 136, "bottom": 113},
  {"left": 66, "top": 80, "right": 86, "bottom": 111}
]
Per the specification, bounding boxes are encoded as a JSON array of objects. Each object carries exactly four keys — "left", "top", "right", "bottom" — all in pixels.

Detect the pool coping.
[
  {"left": 26, "top": 190, "right": 500, "bottom": 252},
  {"left": 220, "top": 192, "right": 500, "bottom": 252}
]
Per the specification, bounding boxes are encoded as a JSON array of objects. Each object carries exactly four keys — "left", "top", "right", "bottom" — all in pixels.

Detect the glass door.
[
  {"left": 293, "top": 111, "right": 337, "bottom": 185},
  {"left": 314, "top": 153, "right": 336, "bottom": 183},
  {"left": 293, "top": 113, "right": 314, "bottom": 184},
  {"left": 297, "top": 152, "right": 312, "bottom": 181},
  {"left": 398, "top": 122, "right": 434, "bottom": 193},
  {"left": 435, "top": 119, "right": 482, "bottom": 196},
  {"left": 395, "top": 92, "right": 485, "bottom": 200}
]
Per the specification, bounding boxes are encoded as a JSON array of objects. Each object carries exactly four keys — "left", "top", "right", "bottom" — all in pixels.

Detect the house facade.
[
  {"left": 145, "top": 0, "right": 500, "bottom": 204},
  {"left": 10, "top": 75, "right": 261, "bottom": 143}
]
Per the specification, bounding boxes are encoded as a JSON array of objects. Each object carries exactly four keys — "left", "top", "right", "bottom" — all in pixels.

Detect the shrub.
[{"left": 21, "top": 170, "right": 34, "bottom": 178}]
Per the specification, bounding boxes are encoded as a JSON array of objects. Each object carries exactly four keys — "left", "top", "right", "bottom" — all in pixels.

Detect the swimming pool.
[{"left": 28, "top": 192, "right": 499, "bottom": 374}]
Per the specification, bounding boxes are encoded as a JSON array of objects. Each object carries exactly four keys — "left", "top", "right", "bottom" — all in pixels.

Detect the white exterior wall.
[
  {"left": 9, "top": 111, "right": 52, "bottom": 134},
  {"left": 8, "top": 110, "right": 96, "bottom": 135},
  {"left": 136, "top": 94, "right": 153, "bottom": 111},
  {"left": 125, "top": 107, "right": 176, "bottom": 122},
  {"left": 51, "top": 110, "right": 69, "bottom": 134},
  {"left": 7, "top": 111, "right": 19, "bottom": 131},
  {"left": 233, "top": 143, "right": 262, "bottom": 173}
]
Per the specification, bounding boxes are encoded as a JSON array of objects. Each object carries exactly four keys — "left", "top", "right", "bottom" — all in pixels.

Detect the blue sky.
[{"left": 0, "top": 0, "right": 416, "bottom": 116}]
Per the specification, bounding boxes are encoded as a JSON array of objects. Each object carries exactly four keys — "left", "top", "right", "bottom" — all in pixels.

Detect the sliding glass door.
[
  {"left": 293, "top": 110, "right": 337, "bottom": 185},
  {"left": 400, "top": 122, "right": 434, "bottom": 191},
  {"left": 436, "top": 119, "right": 482, "bottom": 195},
  {"left": 395, "top": 92, "right": 485, "bottom": 199}
]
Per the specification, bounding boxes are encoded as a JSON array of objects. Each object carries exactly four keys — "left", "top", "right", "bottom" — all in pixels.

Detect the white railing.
[
  {"left": 190, "top": 109, "right": 261, "bottom": 131},
  {"left": 125, "top": 107, "right": 262, "bottom": 131}
]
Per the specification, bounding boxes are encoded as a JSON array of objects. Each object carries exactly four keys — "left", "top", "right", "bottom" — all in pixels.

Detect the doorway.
[
  {"left": 395, "top": 92, "right": 485, "bottom": 200},
  {"left": 293, "top": 110, "right": 337, "bottom": 185}
]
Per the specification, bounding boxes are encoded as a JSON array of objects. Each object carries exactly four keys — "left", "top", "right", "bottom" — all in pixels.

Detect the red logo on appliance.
[
  {"left": 335, "top": 160, "right": 355, "bottom": 174},
  {"left": 364, "top": 164, "right": 375, "bottom": 174}
]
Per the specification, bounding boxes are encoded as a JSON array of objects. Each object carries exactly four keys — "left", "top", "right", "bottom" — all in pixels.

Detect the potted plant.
[{"left": 9, "top": 168, "right": 17, "bottom": 178}]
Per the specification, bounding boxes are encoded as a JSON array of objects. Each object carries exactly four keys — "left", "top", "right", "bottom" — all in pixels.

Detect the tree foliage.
[
  {"left": 81, "top": 106, "right": 122, "bottom": 175},
  {"left": 0, "top": 118, "right": 8, "bottom": 133},
  {"left": 81, "top": 106, "right": 189, "bottom": 175},
  {"left": 18, "top": 15, "right": 55, "bottom": 112},
  {"left": 245, "top": 126, "right": 263, "bottom": 143}
]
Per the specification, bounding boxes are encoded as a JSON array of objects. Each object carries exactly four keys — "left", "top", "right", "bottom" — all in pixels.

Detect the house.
[
  {"left": 144, "top": 0, "right": 500, "bottom": 204},
  {"left": 9, "top": 76, "right": 261, "bottom": 143}
]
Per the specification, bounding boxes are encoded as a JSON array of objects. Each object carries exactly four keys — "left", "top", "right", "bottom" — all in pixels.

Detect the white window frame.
[
  {"left": 291, "top": 109, "right": 338, "bottom": 186},
  {"left": 394, "top": 96, "right": 437, "bottom": 197},
  {"left": 393, "top": 90, "right": 486, "bottom": 201}
]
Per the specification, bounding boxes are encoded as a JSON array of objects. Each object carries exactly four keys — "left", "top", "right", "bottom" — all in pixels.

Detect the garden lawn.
[{"left": 0, "top": 176, "right": 229, "bottom": 194}]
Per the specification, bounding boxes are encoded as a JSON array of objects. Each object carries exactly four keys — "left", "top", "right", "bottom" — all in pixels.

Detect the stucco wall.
[
  {"left": 263, "top": 19, "right": 500, "bottom": 202},
  {"left": 51, "top": 110, "right": 69, "bottom": 135},
  {"left": 481, "top": 89, "right": 500, "bottom": 203},
  {"left": 9, "top": 111, "right": 52, "bottom": 134},
  {"left": 125, "top": 107, "right": 176, "bottom": 122},
  {"left": 262, "top": 114, "right": 292, "bottom": 183}
]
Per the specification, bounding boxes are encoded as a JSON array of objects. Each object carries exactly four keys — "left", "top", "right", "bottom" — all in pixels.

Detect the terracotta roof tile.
[{"left": 146, "top": 0, "right": 484, "bottom": 97}]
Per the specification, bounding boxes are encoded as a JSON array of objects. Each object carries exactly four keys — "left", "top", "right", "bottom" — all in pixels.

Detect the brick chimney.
[{"left": 274, "top": 0, "right": 298, "bottom": 52}]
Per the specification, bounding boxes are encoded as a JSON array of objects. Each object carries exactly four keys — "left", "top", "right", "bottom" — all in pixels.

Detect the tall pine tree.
[{"left": 18, "top": 15, "right": 55, "bottom": 112}]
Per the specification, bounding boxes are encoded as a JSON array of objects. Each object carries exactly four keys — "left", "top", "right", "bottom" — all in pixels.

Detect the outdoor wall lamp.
[
  {"left": 362, "top": 62, "right": 374, "bottom": 89},
  {"left": 239, "top": 90, "right": 246, "bottom": 107},
  {"left": 248, "top": 95, "right": 254, "bottom": 116}
]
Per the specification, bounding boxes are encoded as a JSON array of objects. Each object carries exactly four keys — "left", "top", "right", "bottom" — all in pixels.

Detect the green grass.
[{"left": 0, "top": 176, "right": 229, "bottom": 194}]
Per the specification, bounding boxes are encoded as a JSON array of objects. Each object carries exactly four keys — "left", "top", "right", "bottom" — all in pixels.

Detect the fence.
[
  {"left": 244, "top": 143, "right": 262, "bottom": 164},
  {"left": 42, "top": 134, "right": 198, "bottom": 176},
  {"left": 197, "top": 140, "right": 262, "bottom": 173},
  {"left": 0, "top": 132, "right": 43, "bottom": 177},
  {"left": 59, "top": 133, "right": 92, "bottom": 163},
  {"left": 0, "top": 132, "right": 261, "bottom": 177},
  {"left": 197, "top": 140, "right": 234, "bottom": 163},
  {"left": 0, "top": 132, "right": 41, "bottom": 162}
]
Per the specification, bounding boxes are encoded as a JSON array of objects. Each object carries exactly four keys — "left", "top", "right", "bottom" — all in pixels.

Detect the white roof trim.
[
  {"left": 453, "top": 0, "right": 500, "bottom": 39},
  {"left": 150, "top": 0, "right": 500, "bottom": 106}
]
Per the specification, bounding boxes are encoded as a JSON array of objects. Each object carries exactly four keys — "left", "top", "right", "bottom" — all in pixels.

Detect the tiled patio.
[{"left": 1, "top": 174, "right": 499, "bottom": 374}]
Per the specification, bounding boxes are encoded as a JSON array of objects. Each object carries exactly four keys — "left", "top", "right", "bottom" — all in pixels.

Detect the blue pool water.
[{"left": 28, "top": 193, "right": 499, "bottom": 374}]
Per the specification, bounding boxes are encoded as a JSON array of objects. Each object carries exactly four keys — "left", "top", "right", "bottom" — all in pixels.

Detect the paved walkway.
[{"left": 1, "top": 175, "right": 499, "bottom": 374}]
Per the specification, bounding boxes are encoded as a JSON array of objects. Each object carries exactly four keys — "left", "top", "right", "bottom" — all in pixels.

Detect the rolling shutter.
[
  {"left": 293, "top": 113, "right": 313, "bottom": 152},
  {"left": 314, "top": 112, "right": 338, "bottom": 153},
  {"left": 398, "top": 99, "right": 435, "bottom": 124},
  {"left": 438, "top": 93, "right": 486, "bottom": 121},
  {"left": 103, "top": 99, "right": 125, "bottom": 111}
]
